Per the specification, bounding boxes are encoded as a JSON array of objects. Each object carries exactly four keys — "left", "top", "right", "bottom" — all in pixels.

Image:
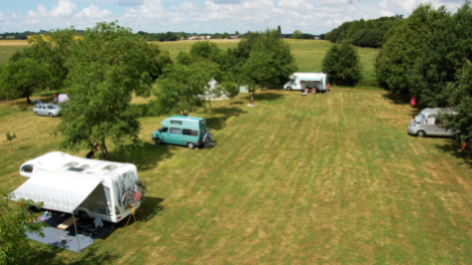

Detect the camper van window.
[
  {"left": 290, "top": 79, "right": 295, "bottom": 85},
  {"left": 80, "top": 164, "right": 90, "bottom": 169},
  {"left": 191, "top": 130, "right": 198, "bottom": 136},
  {"left": 170, "top": 120, "right": 182, "bottom": 125},
  {"left": 182, "top": 129, "right": 191, "bottom": 135},
  {"left": 101, "top": 165, "right": 117, "bottom": 172},
  {"left": 414, "top": 114, "right": 425, "bottom": 123},
  {"left": 68, "top": 167, "right": 85, "bottom": 172},
  {"left": 160, "top": 127, "right": 168, "bottom": 133},
  {"left": 200, "top": 120, "right": 206, "bottom": 125},
  {"left": 21, "top": 165, "right": 33, "bottom": 173},
  {"left": 170, "top": 128, "right": 182, "bottom": 134},
  {"left": 62, "top": 162, "right": 79, "bottom": 168}
]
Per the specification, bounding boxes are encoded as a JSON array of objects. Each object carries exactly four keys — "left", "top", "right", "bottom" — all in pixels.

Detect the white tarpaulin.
[{"left": 11, "top": 170, "right": 102, "bottom": 213}]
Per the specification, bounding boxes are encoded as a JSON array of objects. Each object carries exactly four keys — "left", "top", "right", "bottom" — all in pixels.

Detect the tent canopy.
[{"left": 11, "top": 170, "right": 102, "bottom": 213}]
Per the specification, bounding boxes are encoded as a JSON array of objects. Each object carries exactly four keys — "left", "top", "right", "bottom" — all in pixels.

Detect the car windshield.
[
  {"left": 415, "top": 114, "right": 425, "bottom": 123},
  {"left": 46, "top": 104, "right": 58, "bottom": 109}
]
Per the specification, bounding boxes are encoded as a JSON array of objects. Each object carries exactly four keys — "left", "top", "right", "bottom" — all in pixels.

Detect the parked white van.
[
  {"left": 13, "top": 152, "right": 146, "bottom": 223},
  {"left": 283, "top": 72, "right": 329, "bottom": 92},
  {"left": 408, "top": 108, "right": 459, "bottom": 137}
]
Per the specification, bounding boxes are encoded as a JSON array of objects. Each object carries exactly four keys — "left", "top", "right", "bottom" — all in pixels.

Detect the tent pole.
[{"left": 72, "top": 214, "right": 81, "bottom": 252}]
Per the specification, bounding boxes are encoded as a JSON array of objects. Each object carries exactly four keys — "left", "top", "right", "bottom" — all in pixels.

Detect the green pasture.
[
  {"left": 0, "top": 39, "right": 379, "bottom": 79},
  {"left": 2, "top": 87, "right": 472, "bottom": 263},
  {"left": 1, "top": 40, "right": 471, "bottom": 264}
]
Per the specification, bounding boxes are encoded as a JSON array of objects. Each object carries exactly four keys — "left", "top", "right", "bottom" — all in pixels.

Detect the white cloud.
[
  {"left": 49, "top": 0, "right": 77, "bottom": 18},
  {"left": 75, "top": 4, "right": 112, "bottom": 19},
  {"left": 178, "top": 1, "right": 195, "bottom": 12},
  {"left": 278, "top": 0, "right": 314, "bottom": 10}
]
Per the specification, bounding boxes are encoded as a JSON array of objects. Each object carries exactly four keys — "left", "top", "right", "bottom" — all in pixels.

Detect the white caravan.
[
  {"left": 12, "top": 152, "right": 146, "bottom": 223},
  {"left": 283, "top": 72, "right": 329, "bottom": 92}
]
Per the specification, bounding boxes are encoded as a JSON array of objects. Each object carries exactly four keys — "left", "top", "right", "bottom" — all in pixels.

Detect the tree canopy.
[
  {"left": 322, "top": 42, "right": 362, "bottom": 86},
  {"left": 291, "top": 30, "right": 303, "bottom": 39},
  {"left": 56, "top": 21, "right": 169, "bottom": 160},
  {"left": 1, "top": 191, "right": 46, "bottom": 265},
  {"left": 0, "top": 58, "right": 49, "bottom": 103}
]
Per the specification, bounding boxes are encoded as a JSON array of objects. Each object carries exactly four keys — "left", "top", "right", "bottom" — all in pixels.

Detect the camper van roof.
[
  {"left": 420, "top": 107, "right": 457, "bottom": 115},
  {"left": 167, "top": 115, "right": 204, "bottom": 121},
  {"left": 20, "top": 151, "right": 134, "bottom": 178}
]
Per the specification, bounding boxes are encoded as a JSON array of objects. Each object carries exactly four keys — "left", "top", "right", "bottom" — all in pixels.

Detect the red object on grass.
[{"left": 410, "top": 95, "right": 416, "bottom": 107}]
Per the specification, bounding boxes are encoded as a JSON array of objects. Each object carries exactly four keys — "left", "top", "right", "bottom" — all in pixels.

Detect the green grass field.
[{"left": 2, "top": 40, "right": 472, "bottom": 264}]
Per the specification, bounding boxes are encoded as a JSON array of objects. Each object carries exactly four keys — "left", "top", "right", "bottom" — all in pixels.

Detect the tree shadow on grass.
[
  {"left": 242, "top": 91, "right": 285, "bottom": 103},
  {"left": 28, "top": 245, "right": 122, "bottom": 265},
  {"left": 435, "top": 140, "right": 472, "bottom": 168},
  {"left": 111, "top": 142, "right": 172, "bottom": 172},
  {"left": 382, "top": 91, "right": 421, "bottom": 117},
  {"left": 206, "top": 107, "right": 247, "bottom": 131}
]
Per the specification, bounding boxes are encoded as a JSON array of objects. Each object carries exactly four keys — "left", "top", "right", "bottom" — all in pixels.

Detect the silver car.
[
  {"left": 33, "top": 104, "right": 61, "bottom": 117},
  {"left": 408, "top": 108, "right": 458, "bottom": 137}
]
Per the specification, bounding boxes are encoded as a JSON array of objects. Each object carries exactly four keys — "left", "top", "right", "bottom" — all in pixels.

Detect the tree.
[
  {"left": 0, "top": 191, "right": 46, "bottom": 265},
  {"left": 240, "top": 29, "right": 297, "bottom": 104},
  {"left": 56, "top": 21, "right": 165, "bottom": 160},
  {"left": 277, "top": 25, "right": 281, "bottom": 34},
  {"left": 235, "top": 31, "right": 240, "bottom": 36},
  {"left": 0, "top": 58, "right": 49, "bottom": 104},
  {"left": 224, "top": 82, "right": 239, "bottom": 104},
  {"left": 26, "top": 28, "right": 76, "bottom": 91},
  {"left": 375, "top": 4, "right": 445, "bottom": 94},
  {"left": 5, "top": 132, "right": 16, "bottom": 152},
  {"left": 292, "top": 30, "right": 303, "bottom": 39},
  {"left": 149, "top": 61, "right": 213, "bottom": 115},
  {"left": 322, "top": 42, "right": 362, "bottom": 86},
  {"left": 445, "top": 60, "right": 472, "bottom": 139}
]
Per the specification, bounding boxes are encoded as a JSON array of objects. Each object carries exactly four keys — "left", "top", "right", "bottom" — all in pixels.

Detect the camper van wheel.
[
  {"left": 187, "top": 142, "right": 195, "bottom": 149},
  {"left": 154, "top": 138, "right": 162, "bottom": 145},
  {"left": 35, "top": 112, "right": 39, "bottom": 116},
  {"left": 287, "top": 86, "right": 292, "bottom": 91},
  {"left": 79, "top": 211, "right": 90, "bottom": 222},
  {"left": 417, "top": 130, "right": 425, "bottom": 137},
  {"left": 49, "top": 113, "right": 53, "bottom": 117}
]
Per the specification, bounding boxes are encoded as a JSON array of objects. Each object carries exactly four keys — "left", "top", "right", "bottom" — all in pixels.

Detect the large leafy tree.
[
  {"left": 445, "top": 60, "right": 472, "bottom": 138},
  {"left": 407, "top": 2, "right": 472, "bottom": 107},
  {"left": 0, "top": 58, "right": 49, "bottom": 103},
  {"left": 238, "top": 29, "right": 297, "bottom": 104},
  {"left": 375, "top": 4, "right": 447, "bottom": 94},
  {"left": 150, "top": 61, "right": 221, "bottom": 114},
  {"left": 292, "top": 30, "right": 303, "bottom": 39},
  {"left": 322, "top": 42, "right": 362, "bottom": 86},
  {"left": 56, "top": 21, "right": 168, "bottom": 160},
  {"left": 1, "top": 191, "right": 46, "bottom": 265}
]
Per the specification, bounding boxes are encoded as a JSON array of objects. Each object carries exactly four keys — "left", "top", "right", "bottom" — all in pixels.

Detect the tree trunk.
[
  {"left": 101, "top": 140, "right": 111, "bottom": 160},
  {"left": 251, "top": 90, "right": 254, "bottom": 105},
  {"left": 26, "top": 94, "right": 31, "bottom": 104},
  {"left": 209, "top": 98, "right": 212, "bottom": 113}
]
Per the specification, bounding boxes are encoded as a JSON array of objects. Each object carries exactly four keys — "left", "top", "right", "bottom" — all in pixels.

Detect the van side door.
[
  {"left": 159, "top": 127, "right": 169, "bottom": 143},
  {"left": 423, "top": 115, "right": 437, "bottom": 135},
  {"left": 168, "top": 127, "right": 183, "bottom": 145}
]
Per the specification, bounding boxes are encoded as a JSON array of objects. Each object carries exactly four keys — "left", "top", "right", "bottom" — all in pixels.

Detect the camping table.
[{"left": 57, "top": 217, "right": 79, "bottom": 240}]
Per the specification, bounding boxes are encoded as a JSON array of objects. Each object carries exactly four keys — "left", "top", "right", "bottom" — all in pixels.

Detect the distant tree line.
[{"left": 325, "top": 15, "right": 403, "bottom": 48}]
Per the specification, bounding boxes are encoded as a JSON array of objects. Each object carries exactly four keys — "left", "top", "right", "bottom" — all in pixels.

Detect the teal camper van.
[{"left": 152, "top": 116, "right": 215, "bottom": 149}]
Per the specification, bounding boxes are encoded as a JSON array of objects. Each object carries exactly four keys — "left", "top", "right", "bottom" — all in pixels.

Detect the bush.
[{"left": 322, "top": 42, "right": 362, "bottom": 86}]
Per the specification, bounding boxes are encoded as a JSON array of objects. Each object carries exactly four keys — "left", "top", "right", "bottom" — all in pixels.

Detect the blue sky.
[{"left": 0, "top": 0, "right": 465, "bottom": 34}]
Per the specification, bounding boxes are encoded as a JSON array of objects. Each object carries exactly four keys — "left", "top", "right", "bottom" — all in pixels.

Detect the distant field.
[
  {"left": 0, "top": 46, "right": 24, "bottom": 65},
  {"left": 158, "top": 39, "right": 379, "bottom": 78},
  {"left": 0, "top": 39, "right": 379, "bottom": 80}
]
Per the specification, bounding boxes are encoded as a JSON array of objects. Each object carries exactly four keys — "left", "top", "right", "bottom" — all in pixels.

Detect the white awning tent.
[
  {"left": 11, "top": 170, "right": 102, "bottom": 213},
  {"left": 11, "top": 170, "right": 102, "bottom": 252}
]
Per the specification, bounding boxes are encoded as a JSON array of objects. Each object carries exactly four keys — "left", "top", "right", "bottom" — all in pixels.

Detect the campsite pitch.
[{"left": 2, "top": 87, "right": 472, "bottom": 264}]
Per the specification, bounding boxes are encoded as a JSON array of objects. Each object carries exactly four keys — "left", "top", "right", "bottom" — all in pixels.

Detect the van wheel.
[
  {"left": 154, "top": 138, "right": 161, "bottom": 145},
  {"left": 79, "top": 211, "right": 90, "bottom": 222},
  {"left": 35, "top": 112, "right": 39, "bottom": 116},
  {"left": 187, "top": 142, "right": 195, "bottom": 149},
  {"left": 287, "top": 86, "right": 292, "bottom": 91},
  {"left": 49, "top": 113, "right": 53, "bottom": 117},
  {"left": 417, "top": 130, "right": 425, "bottom": 137}
]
